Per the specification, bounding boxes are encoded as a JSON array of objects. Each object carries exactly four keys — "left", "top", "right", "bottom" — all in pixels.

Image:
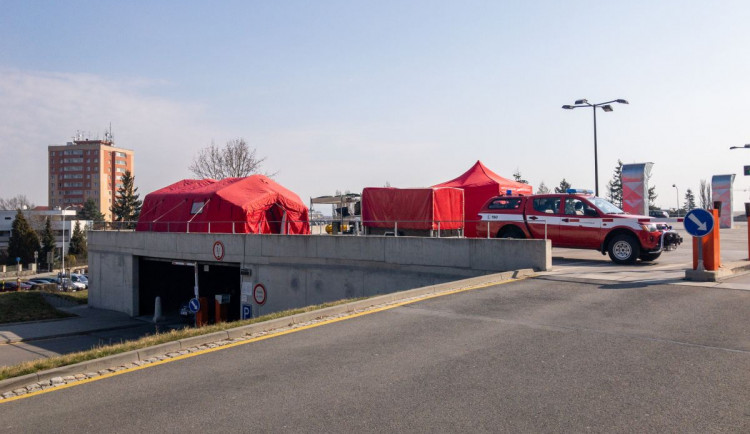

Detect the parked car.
[
  {"left": 70, "top": 274, "right": 88, "bottom": 289},
  {"left": 1, "top": 280, "right": 32, "bottom": 291},
  {"left": 649, "top": 210, "right": 670, "bottom": 218}
]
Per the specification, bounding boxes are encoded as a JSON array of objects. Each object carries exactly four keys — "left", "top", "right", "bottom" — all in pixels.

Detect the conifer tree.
[
  {"left": 7, "top": 210, "right": 40, "bottom": 265},
  {"left": 41, "top": 217, "right": 56, "bottom": 269},
  {"left": 68, "top": 221, "right": 87, "bottom": 259},
  {"left": 110, "top": 170, "right": 142, "bottom": 227},
  {"left": 536, "top": 182, "right": 550, "bottom": 194},
  {"left": 606, "top": 160, "right": 624, "bottom": 207},
  {"left": 554, "top": 178, "right": 571, "bottom": 193},
  {"left": 78, "top": 198, "right": 105, "bottom": 222},
  {"left": 684, "top": 189, "right": 697, "bottom": 211}
]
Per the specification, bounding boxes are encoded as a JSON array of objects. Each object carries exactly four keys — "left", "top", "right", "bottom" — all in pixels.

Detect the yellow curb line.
[{"left": 1, "top": 278, "right": 520, "bottom": 404}]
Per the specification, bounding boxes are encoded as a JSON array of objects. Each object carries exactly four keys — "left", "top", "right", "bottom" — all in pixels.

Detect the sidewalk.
[{"left": 0, "top": 304, "right": 146, "bottom": 345}]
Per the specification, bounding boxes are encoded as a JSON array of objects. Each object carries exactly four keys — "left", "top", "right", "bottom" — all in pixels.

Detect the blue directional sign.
[
  {"left": 188, "top": 297, "right": 201, "bottom": 313},
  {"left": 684, "top": 208, "right": 714, "bottom": 237},
  {"left": 242, "top": 304, "right": 253, "bottom": 320}
]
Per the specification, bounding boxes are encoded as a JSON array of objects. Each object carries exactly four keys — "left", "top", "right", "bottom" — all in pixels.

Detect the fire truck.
[{"left": 476, "top": 189, "right": 683, "bottom": 264}]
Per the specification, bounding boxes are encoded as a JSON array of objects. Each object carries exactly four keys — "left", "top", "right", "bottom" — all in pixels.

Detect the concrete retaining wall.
[{"left": 88, "top": 232, "right": 550, "bottom": 317}]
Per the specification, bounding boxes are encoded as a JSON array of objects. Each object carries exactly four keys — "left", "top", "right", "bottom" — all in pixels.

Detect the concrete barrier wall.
[{"left": 89, "top": 232, "right": 550, "bottom": 316}]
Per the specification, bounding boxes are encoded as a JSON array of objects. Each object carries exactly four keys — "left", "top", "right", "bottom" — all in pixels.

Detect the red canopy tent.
[
  {"left": 432, "top": 160, "right": 533, "bottom": 237},
  {"left": 361, "top": 187, "right": 464, "bottom": 231},
  {"left": 136, "top": 175, "right": 310, "bottom": 234}
]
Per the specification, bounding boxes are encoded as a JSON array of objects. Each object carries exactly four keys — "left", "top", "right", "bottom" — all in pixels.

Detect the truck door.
[
  {"left": 527, "top": 196, "right": 561, "bottom": 242},
  {"left": 558, "top": 197, "right": 602, "bottom": 248}
]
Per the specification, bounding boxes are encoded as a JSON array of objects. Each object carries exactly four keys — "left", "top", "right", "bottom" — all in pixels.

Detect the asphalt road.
[{"left": 2, "top": 278, "right": 748, "bottom": 433}]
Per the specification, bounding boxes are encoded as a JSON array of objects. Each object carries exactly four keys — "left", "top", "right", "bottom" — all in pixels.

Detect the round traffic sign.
[
  {"left": 212, "top": 241, "right": 225, "bottom": 261},
  {"left": 188, "top": 297, "right": 201, "bottom": 313},
  {"left": 683, "top": 208, "right": 714, "bottom": 238},
  {"left": 253, "top": 283, "right": 267, "bottom": 305}
]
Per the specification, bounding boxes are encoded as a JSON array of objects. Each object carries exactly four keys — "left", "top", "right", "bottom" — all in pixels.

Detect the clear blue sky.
[{"left": 3, "top": 0, "right": 750, "bottom": 211}]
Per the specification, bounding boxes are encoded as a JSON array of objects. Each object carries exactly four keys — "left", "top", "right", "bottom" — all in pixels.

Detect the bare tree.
[
  {"left": 699, "top": 179, "right": 712, "bottom": 209},
  {"left": 189, "top": 138, "right": 269, "bottom": 180},
  {"left": 0, "top": 194, "right": 34, "bottom": 210}
]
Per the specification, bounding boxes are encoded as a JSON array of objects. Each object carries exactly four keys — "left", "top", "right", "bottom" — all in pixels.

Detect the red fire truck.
[{"left": 476, "top": 189, "right": 683, "bottom": 264}]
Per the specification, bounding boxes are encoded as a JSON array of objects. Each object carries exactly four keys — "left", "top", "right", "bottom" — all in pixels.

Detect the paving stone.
[
  {"left": 75, "top": 374, "right": 87, "bottom": 380},
  {"left": 50, "top": 377, "right": 64, "bottom": 385},
  {"left": 13, "top": 388, "right": 27, "bottom": 395},
  {"left": 40, "top": 385, "right": 52, "bottom": 390},
  {"left": 63, "top": 376, "right": 76, "bottom": 381},
  {"left": 178, "top": 350, "right": 189, "bottom": 355},
  {"left": 85, "top": 372, "right": 99, "bottom": 378},
  {"left": 2, "top": 392, "right": 15, "bottom": 399},
  {"left": 167, "top": 352, "right": 180, "bottom": 358},
  {"left": 98, "top": 369, "right": 111, "bottom": 375}
]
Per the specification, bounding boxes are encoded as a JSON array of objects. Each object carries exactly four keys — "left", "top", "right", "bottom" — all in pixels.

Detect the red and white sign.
[
  {"left": 212, "top": 241, "right": 225, "bottom": 261},
  {"left": 253, "top": 283, "right": 267, "bottom": 305}
]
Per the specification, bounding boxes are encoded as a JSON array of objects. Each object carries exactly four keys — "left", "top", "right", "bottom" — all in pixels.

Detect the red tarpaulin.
[
  {"left": 361, "top": 187, "right": 464, "bottom": 230},
  {"left": 136, "top": 175, "right": 310, "bottom": 234},
  {"left": 432, "top": 160, "right": 533, "bottom": 237}
]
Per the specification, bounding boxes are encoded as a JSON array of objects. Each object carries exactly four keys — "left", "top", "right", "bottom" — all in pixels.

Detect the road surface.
[{"left": 2, "top": 278, "right": 748, "bottom": 433}]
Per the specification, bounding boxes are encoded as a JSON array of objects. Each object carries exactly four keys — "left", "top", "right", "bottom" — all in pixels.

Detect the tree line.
[{"left": 517, "top": 160, "right": 712, "bottom": 214}]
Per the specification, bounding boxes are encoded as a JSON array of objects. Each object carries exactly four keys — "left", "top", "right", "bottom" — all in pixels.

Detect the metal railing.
[{"left": 86, "top": 218, "right": 547, "bottom": 239}]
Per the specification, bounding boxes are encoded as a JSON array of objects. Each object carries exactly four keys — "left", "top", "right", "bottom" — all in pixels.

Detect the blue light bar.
[{"left": 566, "top": 188, "right": 594, "bottom": 195}]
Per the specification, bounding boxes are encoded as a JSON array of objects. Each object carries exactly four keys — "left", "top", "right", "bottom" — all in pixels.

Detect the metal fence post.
[
  {"left": 487, "top": 221, "right": 490, "bottom": 239},
  {"left": 395, "top": 221, "right": 398, "bottom": 237},
  {"left": 437, "top": 221, "right": 441, "bottom": 238}
]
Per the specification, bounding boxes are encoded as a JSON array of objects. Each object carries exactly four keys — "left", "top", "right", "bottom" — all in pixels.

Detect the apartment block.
[{"left": 48, "top": 135, "right": 135, "bottom": 220}]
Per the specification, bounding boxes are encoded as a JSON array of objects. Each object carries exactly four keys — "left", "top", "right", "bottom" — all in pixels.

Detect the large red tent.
[
  {"left": 136, "top": 175, "right": 310, "bottom": 234},
  {"left": 432, "top": 160, "right": 533, "bottom": 237}
]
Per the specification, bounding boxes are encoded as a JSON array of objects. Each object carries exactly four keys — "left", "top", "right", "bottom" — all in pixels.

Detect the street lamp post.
[
  {"left": 672, "top": 184, "right": 680, "bottom": 217},
  {"left": 61, "top": 206, "right": 73, "bottom": 286},
  {"left": 562, "top": 98, "right": 629, "bottom": 197}
]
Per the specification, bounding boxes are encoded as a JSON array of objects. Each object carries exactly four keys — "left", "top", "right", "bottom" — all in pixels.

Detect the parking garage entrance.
[{"left": 138, "top": 257, "right": 241, "bottom": 323}]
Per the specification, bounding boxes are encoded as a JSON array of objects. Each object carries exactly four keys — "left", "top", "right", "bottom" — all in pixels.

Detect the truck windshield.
[{"left": 591, "top": 197, "right": 625, "bottom": 214}]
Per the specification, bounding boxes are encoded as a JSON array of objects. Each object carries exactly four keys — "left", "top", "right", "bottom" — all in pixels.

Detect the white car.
[{"left": 70, "top": 274, "right": 88, "bottom": 289}]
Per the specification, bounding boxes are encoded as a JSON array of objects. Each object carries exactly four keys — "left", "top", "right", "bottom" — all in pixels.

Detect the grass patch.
[
  {"left": 42, "top": 289, "right": 88, "bottom": 305},
  {"left": 0, "top": 292, "right": 75, "bottom": 324},
  {"left": 0, "top": 296, "right": 368, "bottom": 381}
]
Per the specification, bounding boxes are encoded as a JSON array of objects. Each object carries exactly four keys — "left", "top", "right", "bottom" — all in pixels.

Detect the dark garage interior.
[{"left": 138, "top": 257, "right": 241, "bottom": 323}]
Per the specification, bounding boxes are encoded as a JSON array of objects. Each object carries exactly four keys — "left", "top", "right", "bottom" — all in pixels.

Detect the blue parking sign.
[{"left": 242, "top": 304, "right": 253, "bottom": 320}]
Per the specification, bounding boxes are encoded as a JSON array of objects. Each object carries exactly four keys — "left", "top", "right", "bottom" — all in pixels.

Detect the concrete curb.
[
  {"left": 0, "top": 269, "right": 533, "bottom": 394},
  {"left": 684, "top": 260, "right": 750, "bottom": 282}
]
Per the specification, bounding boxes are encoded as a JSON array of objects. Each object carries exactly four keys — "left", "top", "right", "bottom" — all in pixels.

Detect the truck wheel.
[
  {"left": 607, "top": 234, "right": 640, "bottom": 264},
  {"left": 497, "top": 227, "right": 525, "bottom": 239},
  {"left": 639, "top": 252, "right": 662, "bottom": 262}
]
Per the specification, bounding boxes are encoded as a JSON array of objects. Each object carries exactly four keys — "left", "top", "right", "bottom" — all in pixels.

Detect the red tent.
[
  {"left": 136, "top": 175, "right": 310, "bottom": 234},
  {"left": 432, "top": 161, "right": 533, "bottom": 237},
  {"left": 361, "top": 187, "right": 464, "bottom": 230}
]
